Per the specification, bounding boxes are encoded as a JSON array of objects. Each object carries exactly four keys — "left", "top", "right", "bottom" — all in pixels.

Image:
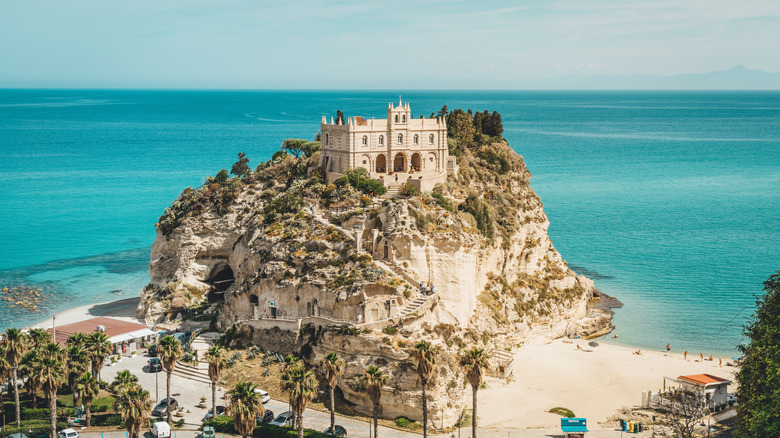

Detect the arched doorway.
[
  {"left": 393, "top": 153, "right": 406, "bottom": 172},
  {"left": 426, "top": 152, "right": 437, "bottom": 171},
  {"left": 411, "top": 153, "right": 422, "bottom": 172},
  {"left": 312, "top": 299, "right": 319, "bottom": 317},
  {"left": 375, "top": 154, "right": 387, "bottom": 173}
]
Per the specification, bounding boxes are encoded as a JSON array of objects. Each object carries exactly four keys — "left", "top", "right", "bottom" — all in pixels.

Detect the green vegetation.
[
  {"left": 435, "top": 106, "right": 504, "bottom": 156},
  {"left": 548, "top": 407, "right": 575, "bottom": 418},
  {"left": 282, "top": 139, "right": 320, "bottom": 159},
  {"left": 333, "top": 168, "right": 386, "bottom": 196},
  {"left": 735, "top": 270, "right": 780, "bottom": 438},
  {"left": 382, "top": 326, "right": 399, "bottom": 335}
]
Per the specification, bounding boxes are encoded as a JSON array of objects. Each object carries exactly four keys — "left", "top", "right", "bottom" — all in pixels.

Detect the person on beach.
[
  {"left": 719, "top": 358, "right": 723, "bottom": 367},
  {"left": 684, "top": 351, "right": 688, "bottom": 360},
  {"left": 429, "top": 284, "right": 434, "bottom": 294},
  {"left": 577, "top": 344, "right": 582, "bottom": 351},
  {"left": 700, "top": 353, "right": 704, "bottom": 361},
  {"left": 709, "top": 355, "right": 714, "bottom": 361},
  {"left": 667, "top": 343, "right": 671, "bottom": 352},
  {"left": 634, "top": 350, "right": 642, "bottom": 355}
]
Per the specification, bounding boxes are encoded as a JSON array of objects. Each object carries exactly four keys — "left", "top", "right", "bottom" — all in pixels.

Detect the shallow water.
[{"left": 1, "top": 90, "right": 778, "bottom": 356}]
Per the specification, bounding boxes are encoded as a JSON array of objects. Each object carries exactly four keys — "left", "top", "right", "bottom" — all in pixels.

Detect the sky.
[{"left": 1, "top": 0, "right": 779, "bottom": 89}]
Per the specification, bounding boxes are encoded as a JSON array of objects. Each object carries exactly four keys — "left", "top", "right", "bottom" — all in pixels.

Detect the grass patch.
[{"left": 548, "top": 406, "right": 575, "bottom": 418}]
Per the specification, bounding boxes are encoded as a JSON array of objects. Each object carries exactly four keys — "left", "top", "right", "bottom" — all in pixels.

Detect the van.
[{"left": 151, "top": 421, "right": 171, "bottom": 438}]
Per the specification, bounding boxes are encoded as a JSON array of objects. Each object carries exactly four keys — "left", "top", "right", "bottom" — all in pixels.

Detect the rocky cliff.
[{"left": 138, "top": 139, "right": 613, "bottom": 427}]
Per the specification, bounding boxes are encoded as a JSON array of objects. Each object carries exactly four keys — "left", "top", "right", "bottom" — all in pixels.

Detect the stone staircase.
[
  {"left": 171, "top": 334, "right": 213, "bottom": 385},
  {"left": 399, "top": 294, "right": 428, "bottom": 317},
  {"left": 381, "top": 185, "right": 400, "bottom": 199}
]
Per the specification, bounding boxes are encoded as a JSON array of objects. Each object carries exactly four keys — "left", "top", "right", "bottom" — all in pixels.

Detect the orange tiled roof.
[
  {"left": 678, "top": 374, "right": 731, "bottom": 386},
  {"left": 46, "top": 317, "right": 148, "bottom": 345},
  {"left": 354, "top": 116, "right": 367, "bottom": 125}
]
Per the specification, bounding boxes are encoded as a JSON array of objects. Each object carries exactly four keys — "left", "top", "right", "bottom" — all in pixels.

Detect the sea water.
[{"left": 1, "top": 90, "right": 778, "bottom": 356}]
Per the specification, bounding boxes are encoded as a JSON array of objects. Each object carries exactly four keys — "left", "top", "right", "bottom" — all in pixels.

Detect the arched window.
[
  {"left": 325, "top": 133, "right": 329, "bottom": 145},
  {"left": 398, "top": 134, "right": 403, "bottom": 144},
  {"left": 379, "top": 135, "right": 384, "bottom": 145},
  {"left": 395, "top": 115, "right": 399, "bottom": 123},
  {"left": 402, "top": 115, "right": 406, "bottom": 122},
  {"left": 429, "top": 134, "right": 434, "bottom": 144},
  {"left": 362, "top": 135, "right": 368, "bottom": 146},
  {"left": 414, "top": 135, "right": 419, "bottom": 144}
]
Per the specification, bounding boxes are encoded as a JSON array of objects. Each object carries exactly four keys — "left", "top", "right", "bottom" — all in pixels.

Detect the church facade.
[{"left": 319, "top": 100, "right": 456, "bottom": 185}]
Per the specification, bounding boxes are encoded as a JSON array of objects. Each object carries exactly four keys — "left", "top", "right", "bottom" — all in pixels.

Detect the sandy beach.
[
  {"left": 26, "top": 296, "right": 143, "bottom": 329},
  {"left": 479, "top": 337, "right": 738, "bottom": 430}
]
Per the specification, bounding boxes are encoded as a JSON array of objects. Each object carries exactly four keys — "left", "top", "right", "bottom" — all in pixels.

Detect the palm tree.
[
  {"left": 110, "top": 370, "right": 138, "bottom": 395},
  {"left": 40, "top": 344, "right": 65, "bottom": 438},
  {"left": 458, "top": 347, "right": 489, "bottom": 438},
  {"left": 227, "top": 382, "right": 264, "bottom": 438},
  {"left": 66, "top": 332, "right": 89, "bottom": 347},
  {"left": 0, "top": 345, "right": 9, "bottom": 424},
  {"left": 28, "top": 328, "right": 51, "bottom": 349},
  {"left": 281, "top": 364, "right": 318, "bottom": 438},
  {"left": 65, "top": 345, "right": 88, "bottom": 405},
  {"left": 86, "top": 332, "right": 112, "bottom": 380},
  {"left": 365, "top": 365, "right": 388, "bottom": 438},
  {"left": 20, "top": 350, "right": 44, "bottom": 409},
  {"left": 411, "top": 340, "right": 439, "bottom": 438},
  {"left": 75, "top": 372, "right": 99, "bottom": 426},
  {"left": 205, "top": 346, "right": 225, "bottom": 417},
  {"left": 283, "top": 354, "right": 300, "bottom": 372},
  {"left": 114, "top": 384, "right": 151, "bottom": 438},
  {"left": 319, "top": 352, "right": 344, "bottom": 435},
  {"left": 2, "top": 328, "right": 28, "bottom": 426},
  {"left": 157, "top": 335, "right": 183, "bottom": 424}
]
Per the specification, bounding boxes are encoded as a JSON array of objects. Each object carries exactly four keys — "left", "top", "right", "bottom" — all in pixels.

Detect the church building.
[{"left": 320, "top": 100, "right": 457, "bottom": 189}]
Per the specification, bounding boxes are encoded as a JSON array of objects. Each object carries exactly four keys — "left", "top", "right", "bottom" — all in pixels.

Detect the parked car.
[
  {"left": 152, "top": 398, "right": 178, "bottom": 417},
  {"left": 148, "top": 358, "right": 163, "bottom": 372},
  {"left": 323, "top": 425, "right": 348, "bottom": 436},
  {"left": 151, "top": 421, "right": 171, "bottom": 438},
  {"left": 9, "top": 433, "right": 29, "bottom": 438},
  {"left": 256, "top": 409, "right": 274, "bottom": 424},
  {"left": 269, "top": 411, "right": 294, "bottom": 427},
  {"left": 253, "top": 388, "right": 271, "bottom": 404},
  {"left": 148, "top": 344, "right": 158, "bottom": 357},
  {"left": 203, "top": 405, "right": 225, "bottom": 421},
  {"left": 57, "top": 429, "right": 79, "bottom": 438}
]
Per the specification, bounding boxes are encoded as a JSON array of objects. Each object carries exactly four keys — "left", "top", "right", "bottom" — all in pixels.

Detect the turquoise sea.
[{"left": 1, "top": 90, "right": 778, "bottom": 356}]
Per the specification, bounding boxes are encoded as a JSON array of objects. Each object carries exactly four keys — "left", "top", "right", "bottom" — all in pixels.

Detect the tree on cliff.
[
  {"left": 365, "top": 365, "right": 388, "bottom": 438},
  {"left": 319, "top": 352, "right": 345, "bottom": 436},
  {"left": 281, "top": 363, "right": 318, "bottom": 438},
  {"left": 411, "top": 340, "right": 438, "bottom": 438},
  {"left": 459, "top": 347, "right": 489, "bottom": 438},
  {"left": 231, "top": 152, "right": 251, "bottom": 178},
  {"left": 206, "top": 346, "right": 226, "bottom": 418},
  {"left": 157, "top": 335, "right": 184, "bottom": 424},
  {"left": 735, "top": 270, "right": 780, "bottom": 437},
  {"left": 2, "top": 328, "right": 28, "bottom": 427}
]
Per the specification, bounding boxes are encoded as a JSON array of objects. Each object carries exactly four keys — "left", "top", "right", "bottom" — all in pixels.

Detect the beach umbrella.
[
  {"left": 588, "top": 341, "right": 599, "bottom": 347},
  {"left": 732, "top": 356, "right": 741, "bottom": 361}
]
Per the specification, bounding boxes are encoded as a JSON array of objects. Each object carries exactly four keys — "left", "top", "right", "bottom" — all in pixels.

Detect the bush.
[
  {"left": 382, "top": 326, "right": 398, "bottom": 335},
  {"left": 202, "top": 415, "right": 236, "bottom": 433},
  {"left": 92, "top": 414, "right": 123, "bottom": 427},
  {"left": 399, "top": 182, "right": 418, "bottom": 197},
  {"left": 263, "top": 192, "right": 303, "bottom": 222},
  {"left": 335, "top": 168, "right": 387, "bottom": 196},
  {"left": 431, "top": 192, "right": 454, "bottom": 211},
  {"left": 271, "top": 150, "right": 289, "bottom": 161},
  {"left": 252, "top": 422, "right": 333, "bottom": 438},
  {"left": 548, "top": 407, "right": 575, "bottom": 418}
]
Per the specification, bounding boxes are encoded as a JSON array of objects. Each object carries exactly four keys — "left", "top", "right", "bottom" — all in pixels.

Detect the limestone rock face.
[{"left": 140, "top": 142, "right": 612, "bottom": 427}]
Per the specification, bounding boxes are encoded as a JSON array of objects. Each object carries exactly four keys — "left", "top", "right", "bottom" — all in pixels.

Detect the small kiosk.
[{"left": 561, "top": 418, "right": 588, "bottom": 438}]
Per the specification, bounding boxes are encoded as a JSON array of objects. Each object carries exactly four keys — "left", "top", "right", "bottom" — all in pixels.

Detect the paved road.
[{"left": 98, "top": 354, "right": 658, "bottom": 438}]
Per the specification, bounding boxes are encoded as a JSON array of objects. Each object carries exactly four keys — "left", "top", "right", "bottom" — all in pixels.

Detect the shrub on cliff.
[
  {"left": 735, "top": 270, "right": 780, "bottom": 438},
  {"left": 334, "top": 168, "right": 386, "bottom": 196},
  {"left": 263, "top": 192, "right": 304, "bottom": 222}
]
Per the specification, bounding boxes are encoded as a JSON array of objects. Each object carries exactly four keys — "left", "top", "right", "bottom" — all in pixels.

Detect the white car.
[
  {"left": 269, "top": 411, "right": 294, "bottom": 427},
  {"left": 58, "top": 429, "right": 79, "bottom": 438},
  {"left": 254, "top": 388, "right": 271, "bottom": 404}
]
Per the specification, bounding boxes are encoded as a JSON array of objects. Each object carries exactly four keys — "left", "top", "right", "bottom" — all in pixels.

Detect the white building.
[{"left": 319, "top": 100, "right": 457, "bottom": 190}]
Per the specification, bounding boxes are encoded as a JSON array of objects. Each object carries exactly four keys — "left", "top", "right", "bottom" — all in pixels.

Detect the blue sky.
[{"left": 1, "top": 0, "right": 779, "bottom": 88}]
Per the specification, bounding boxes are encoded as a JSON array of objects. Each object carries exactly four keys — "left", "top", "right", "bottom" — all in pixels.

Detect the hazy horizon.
[{"left": 2, "top": 1, "right": 779, "bottom": 89}]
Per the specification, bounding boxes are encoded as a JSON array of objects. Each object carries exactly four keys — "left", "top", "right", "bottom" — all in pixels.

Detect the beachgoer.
[
  {"left": 614, "top": 334, "right": 619, "bottom": 338},
  {"left": 700, "top": 353, "right": 704, "bottom": 361},
  {"left": 395, "top": 174, "right": 398, "bottom": 182},
  {"left": 420, "top": 282, "right": 424, "bottom": 293},
  {"left": 709, "top": 355, "right": 714, "bottom": 361},
  {"left": 684, "top": 351, "right": 688, "bottom": 360},
  {"left": 577, "top": 344, "right": 582, "bottom": 350},
  {"left": 719, "top": 358, "right": 722, "bottom": 367},
  {"left": 634, "top": 350, "right": 642, "bottom": 355},
  {"left": 667, "top": 343, "right": 671, "bottom": 352}
]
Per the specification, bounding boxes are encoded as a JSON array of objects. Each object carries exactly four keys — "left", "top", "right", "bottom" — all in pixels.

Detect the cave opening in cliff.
[{"left": 207, "top": 264, "right": 234, "bottom": 301}]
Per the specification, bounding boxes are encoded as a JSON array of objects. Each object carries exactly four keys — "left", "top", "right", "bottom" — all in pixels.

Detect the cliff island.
[{"left": 138, "top": 101, "right": 615, "bottom": 426}]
